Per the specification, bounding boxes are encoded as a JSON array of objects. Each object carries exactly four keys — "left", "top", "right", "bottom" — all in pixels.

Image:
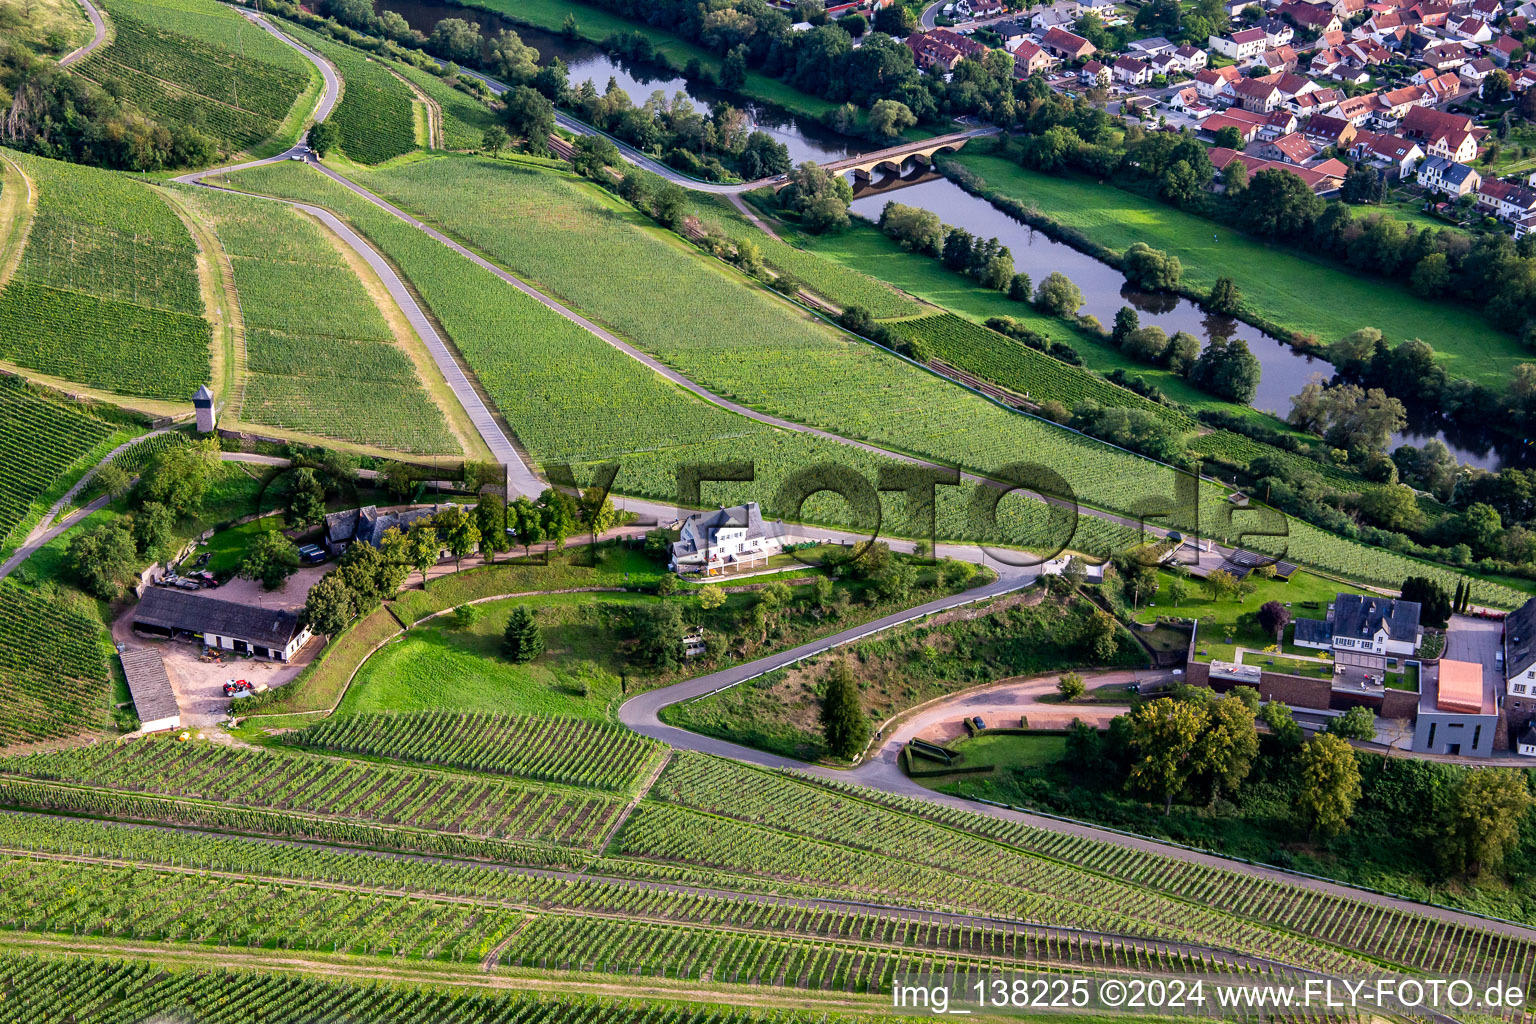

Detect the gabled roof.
[
  {"left": 1294, "top": 617, "right": 1332, "bottom": 645},
  {"left": 119, "top": 648, "right": 179, "bottom": 724},
  {"left": 1508, "top": 597, "right": 1536, "bottom": 674},
  {"left": 1266, "top": 131, "right": 1317, "bottom": 161},
  {"left": 1332, "top": 593, "right": 1421, "bottom": 642},
  {"left": 133, "top": 588, "right": 306, "bottom": 648}
]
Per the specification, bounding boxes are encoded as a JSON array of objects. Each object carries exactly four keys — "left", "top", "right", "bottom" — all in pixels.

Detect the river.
[{"left": 373, "top": 0, "right": 1514, "bottom": 468}]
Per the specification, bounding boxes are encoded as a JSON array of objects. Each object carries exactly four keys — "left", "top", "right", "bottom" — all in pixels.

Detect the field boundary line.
[
  {"left": 597, "top": 750, "right": 672, "bottom": 855},
  {"left": 0, "top": 152, "right": 37, "bottom": 290}
]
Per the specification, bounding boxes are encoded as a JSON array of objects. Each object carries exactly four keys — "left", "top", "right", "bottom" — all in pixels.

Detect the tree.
[
  {"left": 1358, "top": 483, "right": 1424, "bottom": 532},
  {"left": 779, "top": 162, "right": 853, "bottom": 233},
  {"left": 429, "top": 17, "right": 482, "bottom": 62},
  {"left": 1437, "top": 769, "right": 1532, "bottom": 876},
  {"left": 1166, "top": 331, "right": 1201, "bottom": 375},
  {"left": 1121, "top": 326, "right": 1170, "bottom": 363},
  {"left": 1238, "top": 167, "right": 1323, "bottom": 237},
  {"left": 475, "top": 494, "right": 509, "bottom": 564},
  {"left": 538, "top": 488, "right": 579, "bottom": 549},
  {"left": 95, "top": 463, "right": 130, "bottom": 501},
  {"left": 578, "top": 486, "right": 617, "bottom": 537},
  {"left": 1204, "top": 568, "right": 1241, "bottom": 602},
  {"left": 1189, "top": 336, "right": 1262, "bottom": 403},
  {"left": 1125, "top": 698, "right": 1208, "bottom": 813},
  {"left": 1206, "top": 276, "right": 1241, "bottom": 315},
  {"left": 1259, "top": 701, "right": 1303, "bottom": 750},
  {"left": 634, "top": 601, "right": 684, "bottom": 670},
  {"left": 1034, "top": 272, "right": 1085, "bottom": 316},
  {"left": 1111, "top": 306, "right": 1139, "bottom": 345},
  {"left": 435, "top": 505, "right": 481, "bottom": 570},
  {"left": 820, "top": 659, "right": 868, "bottom": 759},
  {"left": 1400, "top": 575, "right": 1452, "bottom": 627},
  {"left": 303, "top": 572, "right": 355, "bottom": 637},
  {"left": 502, "top": 605, "right": 544, "bottom": 663},
  {"left": 1057, "top": 671, "right": 1087, "bottom": 701},
  {"left": 1213, "top": 125, "right": 1244, "bottom": 150},
  {"left": 288, "top": 468, "right": 326, "bottom": 529},
  {"left": 1166, "top": 576, "right": 1189, "bottom": 608},
  {"left": 570, "top": 134, "right": 619, "bottom": 178},
  {"left": 482, "top": 124, "right": 509, "bottom": 157},
  {"left": 131, "top": 501, "right": 176, "bottom": 563},
  {"left": 240, "top": 529, "right": 300, "bottom": 591},
  {"left": 308, "top": 119, "right": 339, "bottom": 157},
  {"left": 489, "top": 28, "right": 540, "bottom": 83},
  {"left": 1122, "top": 242, "right": 1182, "bottom": 292},
  {"left": 1201, "top": 693, "right": 1258, "bottom": 803},
  {"left": 1484, "top": 68, "right": 1512, "bottom": 104},
  {"left": 1257, "top": 600, "right": 1291, "bottom": 643},
  {"left": 140, "top": 439, "right": 218, "bottom": 518},
  {"left": 1065, "top": 719, "right": 1102, "bottom": 769},
  {"left": 697, "top": 584, "right": 726, "bottom": 610},
  {"left": 405, "top": 519, "right": 441, "bottom": 589},
  {"left": 1296, "top": 733, "right": 1361, "bottom": 836},
  {"left": 868, "top": 98, "right": 916, "bottom": 141},
  {"left": 1328, "top": 705, "right": 1377, "bottom": 741},
  {"left": 503, "top": 85, "right": 555, "bottom": 156},
  {"left": 720, "top": 44, "right": 748, "bottom": 90},
  {"left": 873, "top": 3, "right": 915, "bottom": 35},
  {"left": 68, "top": 520, "right": 139, "bottom": 599}
]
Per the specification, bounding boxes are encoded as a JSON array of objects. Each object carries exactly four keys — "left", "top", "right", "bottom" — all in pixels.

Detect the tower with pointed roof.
[{"left": 192, "top": 385, "right": 216, "bottom": 433}]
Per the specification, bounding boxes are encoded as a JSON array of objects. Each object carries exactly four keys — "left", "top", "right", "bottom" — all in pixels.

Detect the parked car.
[
  {"left": 174, "top": 579, "right": 201, "bottom": 591},
  {"left": 297, "top": 544, "right": 326, "bottom": 564},
  {"left": 971, "top": 716, "right": 986, "bottom": 731}
]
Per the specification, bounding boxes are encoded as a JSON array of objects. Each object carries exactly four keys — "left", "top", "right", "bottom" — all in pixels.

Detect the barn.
[
  {"left": 117, "top": 648, "right": 181, "bottom": 733},
  {"left": 131, "top": 588, "right": 312, "bottom": 661}
]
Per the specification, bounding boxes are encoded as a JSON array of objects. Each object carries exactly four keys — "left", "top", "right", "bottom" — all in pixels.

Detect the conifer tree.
[{"left": 502, "top": 606, "right": 544, "bottom": 663}]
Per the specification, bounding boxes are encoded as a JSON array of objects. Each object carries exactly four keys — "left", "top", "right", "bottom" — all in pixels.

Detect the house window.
[
  {"left": 1473, "top": 724, "right": 1482, "bottom": 749},
  {"left": 1428, "top": 723, "right": 1437, "bottom": 747}
]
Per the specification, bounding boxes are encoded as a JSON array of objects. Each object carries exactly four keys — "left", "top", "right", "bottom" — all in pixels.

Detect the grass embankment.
[
  {"left": 947, "top": 153, "right": 1526, "bottom": 388},
  {"left": 664, "top": 591, "right": 1146, "bottom": 762}
]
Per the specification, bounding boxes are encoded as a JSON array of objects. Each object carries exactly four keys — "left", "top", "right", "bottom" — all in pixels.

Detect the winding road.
[{"left": 57, "top": 0, "right": 106, "bottom": 66}]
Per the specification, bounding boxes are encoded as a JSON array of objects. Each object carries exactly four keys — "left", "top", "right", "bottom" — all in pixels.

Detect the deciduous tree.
[{"left": 1297, "top": 733, "right": 1361, "bottom": 836}]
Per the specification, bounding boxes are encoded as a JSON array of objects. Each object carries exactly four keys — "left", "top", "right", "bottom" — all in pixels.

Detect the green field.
[
  {"left": 0, "top": 0, "right": 92, "bottom": 53},
  {"left": 0, "top": 378, "right": 117, "bottom": 549},
  {"left": 949, "top": 154, "right": 1527, "bottom": 387},
  {"left": 283, "top": 24, "right": 418, "bottom": 164},
  {"left": 76, "top": 0, "right": 313, "bottom": 155},
  {"left": 180, "top": 186, "right": 456, "bottom": 452},
  {"left": 342, "top": 592, "right": 649, "bottom": 720},
  {"left": 0, "top": 152, "right": 211, "bottom": 399}
]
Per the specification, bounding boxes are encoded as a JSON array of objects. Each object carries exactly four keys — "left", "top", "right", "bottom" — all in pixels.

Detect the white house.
[
  {"left": 669, "top": 502, "right": 794, "bottom": 575},
  {"left": 1416, "top": 154, "right": 1480, "bottom": 194},
  {"left": 1292, "top": 593, "right": 1423, "bottom": 656},
  {"left": 1208, "top": 27, "right": 1268, "bottom": 60}
]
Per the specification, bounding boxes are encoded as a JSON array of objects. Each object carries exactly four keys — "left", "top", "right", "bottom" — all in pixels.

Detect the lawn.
[
  {"left": 914, "top": 732, "right": 1068, "bottom": 785},
  {"left": 339, "top": 591, "right": 652, "bottom": 720},
  {"left": 0, "top": 0, "right": 92, "bottom": 53},
  {"left": 1133, "top": 568, "right": 1366, "bottom": 664},
  {"left": 200, "top": 514, "right": 287, "bottom": 577},
  {"left": 948, "top": 154, "right": 1527, "bottom": 388}
]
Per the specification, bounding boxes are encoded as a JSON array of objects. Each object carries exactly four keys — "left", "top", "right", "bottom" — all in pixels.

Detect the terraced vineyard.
[
  {"left": 76, "top": 0, "right": 311, "bottom": 153},
  {"left": 0, "top": 739, "right": 623, "bottom": 855},
  {"left": 0, "top": 954, "right": 903, "bottom": 1023},
  {"left": 0, "top": 152, "right": 210, "bottom": 398},
  {"left": 284, "top": 24, "right": 417, "bottom": 164},
  {"left": 0, "top": 378, "right": 115, "bottom": 545},
  {"left": 0, "top": 583, "right": 110, "bottom": 747},
  {"left": 181, "top": 185, "right": 456, "bottom": 452},
  {"left": 289, "top": 711, "right": 665, "bottom": 790}
]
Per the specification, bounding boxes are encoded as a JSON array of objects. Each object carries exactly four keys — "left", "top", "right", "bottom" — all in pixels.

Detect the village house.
[
  {"left": 1302, "top": 112, "right": 1359, "bottom": 147},
  {"left": 669, "top": 502, "right": 794, "bottom": 575},
  {"left": 1199, "top": 106, "right": 1270, "bottom": 143},
  {"left": 1209, "top": 146, "right": 1347, "bottom": 192},
  {"left": 1040, "top": 25, "right": 1096, "bottom": 58},
  {"left": 1174, "top": 44, "right": 1208, "bottom": 71},
  {"left": 1232, "top": 74, "right": 1286, "bottom": 112},
  {"left": 1419, "top": 39, "right": 1471, "bottom": 70},
  {"left": 1256, "top": 16, "right": 1296, "bottom": 45},
  {"left": 1415, "top": 657, "right": 1499, "bottom": 756},
  {"left": 118, "top": 648, "right": 181, "bottom": 733},
  {"left": 324, "top": 504, "right": 459, "bottom": 556},
  {"left": 1491, "top": 33, "right": 1523, "bottom": 65},
  {"left": 1503, "top": 598, "right": 1536, "bottom": 742},
  {"left": 1078, "top": 59, "right": 1112, "bottom": 88},
  {"left": 1169, "top": 85, "right": 1214, "bottom": 115},
  {"left": 1193, "top": 65, "right": 1244, "bottom": 101},
  {"left": 1292, "top": 593, "right": 1423, "bottom": 657},
  {"left": 1333, "top": 91, "right": 1383, "bottom": 124},
  {"left": 1209, "top": 26, "right": 1269, "bottom": 60},
  {"left": 1011, "top": 39, "right": 1057, "bottom": 74},
  {"left": 1288, "top": 85, "right": 1344, "bottom": 114},
  {"left": 1400, "top": 105, "right": 1480, "bottom": 160},
  {"left": 1253, "top": 130, "right": 1318, "bottom": 163},
  {"left": 1461, "top": 56, "right": 1498, "bottom": 86},
  {"left": 1279, "top": 0, "right": 1344, "bottom": 32},
  {"left": 1348, "top": 129, "right": 1425, "bottom": 177},
  {"left": 1476, "top": 177, "right": 1536, "bottom": 222},
  {"left": 906, "top": 28, "right": 989, "bottom": 70},
  {"left": 1128, "top": 34, "right": 1177, "bottom": 56},
  {"left": 1113, "top": 55, "right": 1154, "bottom": 85},
  {"left": 1447, "top": 14, "right": 1492, "bottom": 40},
  {"left": 1253, "top": 44, "right": 1302, "bottom": 72},
  {"left": 1415, "top": 153, "right": 1481, "bottom": 193}
]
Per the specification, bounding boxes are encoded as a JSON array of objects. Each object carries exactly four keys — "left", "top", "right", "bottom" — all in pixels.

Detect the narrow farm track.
[
  {"left": 57, "top": 0, "right": 107, "bottom": 67},
  {"left": 0, "top": 428, "right": 173, "bottom": 582}
]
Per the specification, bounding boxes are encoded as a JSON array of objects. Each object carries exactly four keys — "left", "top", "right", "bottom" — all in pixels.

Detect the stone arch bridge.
[{"left": 769, "top": 128, "right": 999, "bottom": 189}]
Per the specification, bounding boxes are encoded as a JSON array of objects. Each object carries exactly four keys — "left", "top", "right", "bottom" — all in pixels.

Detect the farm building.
[
  {"left": 324, "top": 504, "right": 458, "bottom": 556},
  {"left": 131, "top": 588, "right": 312, "bottom": 661},
  {"left": 117, "top": 647, "right": 181, "bottom": 733}
]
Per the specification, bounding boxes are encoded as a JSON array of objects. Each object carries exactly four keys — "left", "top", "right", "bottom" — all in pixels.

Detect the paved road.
[
  {"left": 58, "top": 0, "right": 106, "bottom": 66},
  {"left": 920, "top": 0, "right": 946, "bottom": 29}
]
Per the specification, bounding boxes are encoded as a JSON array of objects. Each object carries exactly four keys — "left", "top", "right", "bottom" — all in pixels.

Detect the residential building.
[
  {"left": 1334, "top": 91, "right": 1382, "bottom": 124},
  {"left": 1278, "top": 0, "right": 1344, "bottom": 32},
  {"left": 1419, "top": 39, "right": 1470, "bottom": 70},
  {"left": 1415, "top": 153, "right": 1481, "bottom": 193},
  {"left": 1113, "top": 55, "right": 1154, "bottom": 84},
  {"left": 1476, "top": 177, "right": 1536, "bottom": 222},
  {"left": 1253, "top": 130, "right": 1317, "bottom": 162},
  {"left": 1209, "top": 146, "right": 1346, "bottom": 191},
  {"left": 1447, "top": 14, "right": 1492, "bottom": 40},
  {"left": 1040, "top": 25, "right": 1096, "bottom": 58},
  {"left": 669, "top": 502, "right": 794, "bottom": 575},
  {"left": 1491, "top": 33, "right": 1523, "bottom": 65},
  {"left": 324, "top": 504, "right": 459, "bottom": 556},
  {"left": 1291, "top": 593, "right": 1423, "bottom": 657},
  {"left": 1012, "top": 39, "right": 1058, "bottom": 74},
  {"left": 1256, "top": 16, "right": 1296, "bottom": 44},
  {"left": 1079, "top": 59, "right": 1112, "bottom": 88},
  {"left": 906, "top": 28, "right": 989, "bottom": 70},
  {"left": 1302, "top": 112, "right": 1359, "bottom": 147},
  {"left": 1209, "top": 26, "right": 1269, "bottom": 59},
  {"left": 1128, "top": 34, "right": 1177, "bottom": 56},
  {"left": 1232, "top": 74, "right": 1285, "bottom": 111},
  {"left": 1254, "top": 44, "right": 1301, "bottom": 72},
  {"left": 1193, "top": 65, "right": 1244, "bottom": 101},
  {"left": 1349, "top": 129, "right": 1425, "bottom": 177},
  {"left": 1461, "top": 56, "right": 1497, "bottom": 86},
  {"left": 1414, "top": 658, "right": 1498, "bottom": 756},
  {"left": 131, "top": 588, "right": 314, "bottom": 662},
  {"left": 1174, "top": 44, "right": 1209, "bottom": 71},
  {"left": 1200, "top": 107, "right": 1270, "bottom": 143},
  {"left": 1289, "top": 85, "right": 1344, "bottom": 114}
]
